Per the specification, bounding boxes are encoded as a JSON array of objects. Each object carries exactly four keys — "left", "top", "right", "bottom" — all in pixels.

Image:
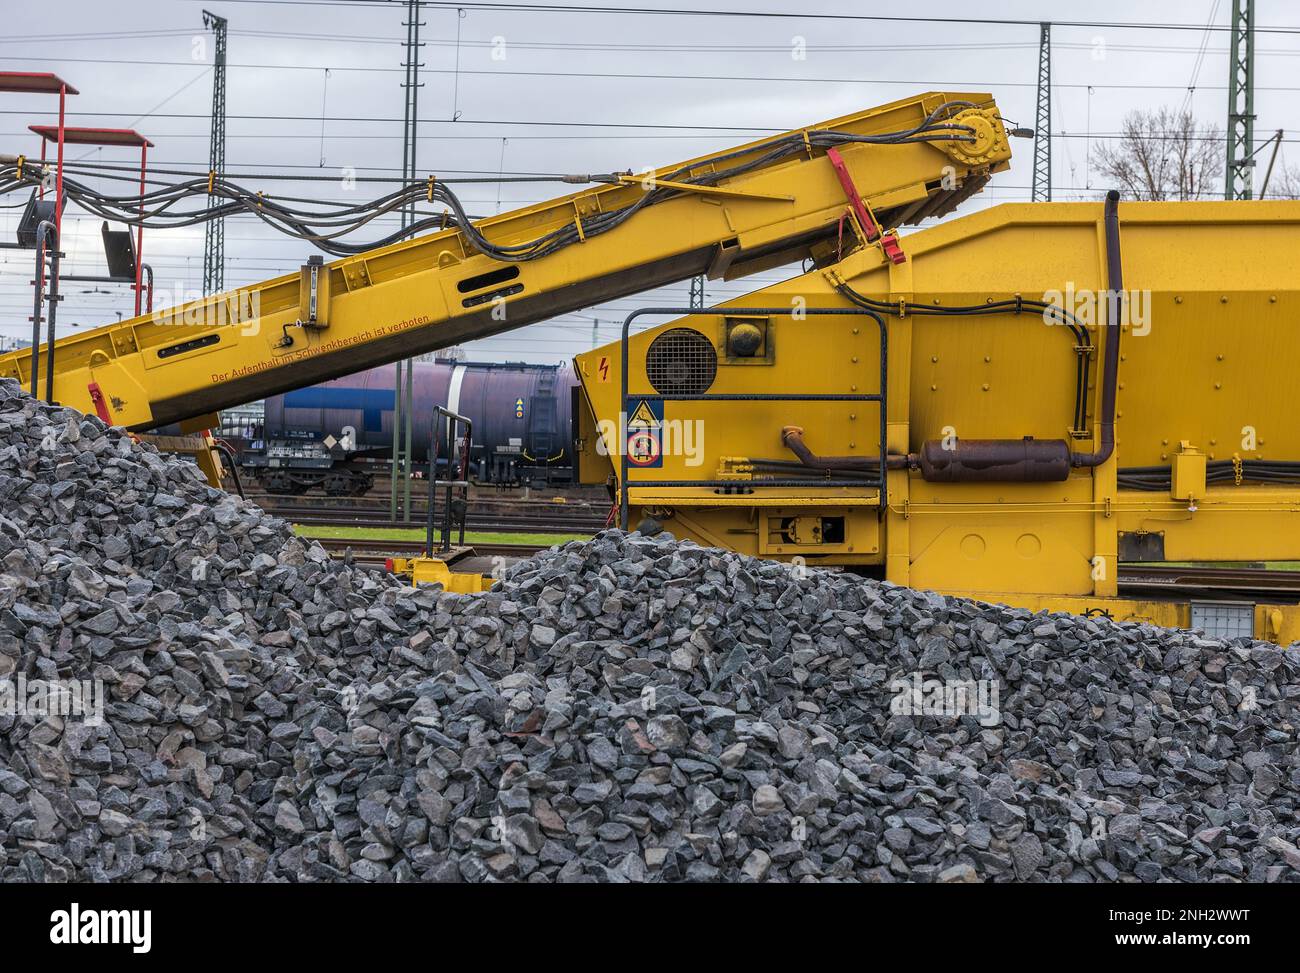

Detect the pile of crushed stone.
[{"left": 0, "top": 378, "right": 1297, "bottom": 883}]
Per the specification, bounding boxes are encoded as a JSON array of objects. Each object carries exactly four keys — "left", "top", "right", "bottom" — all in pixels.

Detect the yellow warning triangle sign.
[{"left": 628, "top": 399, "right": 660, "bottom": 428}]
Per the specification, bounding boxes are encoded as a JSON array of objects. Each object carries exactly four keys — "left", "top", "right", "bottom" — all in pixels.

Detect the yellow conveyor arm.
[{"left": 0, "top": 91, "right": 1011, "bottom": 431}]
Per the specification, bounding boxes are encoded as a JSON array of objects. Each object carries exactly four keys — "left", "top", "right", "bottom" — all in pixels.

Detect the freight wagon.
[{"left": 230, "top": 359, "right": 580, "bottom": 495}]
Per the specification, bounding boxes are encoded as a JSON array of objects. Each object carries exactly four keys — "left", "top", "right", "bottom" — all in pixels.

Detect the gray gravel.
[{"left": 1, "top": 378, "right": 1297, "bottom": 883}]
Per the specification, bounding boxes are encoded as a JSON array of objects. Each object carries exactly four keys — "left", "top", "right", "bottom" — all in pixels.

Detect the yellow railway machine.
[{"left": 574, "top": 196, "right": 1300, "bottom": 644}]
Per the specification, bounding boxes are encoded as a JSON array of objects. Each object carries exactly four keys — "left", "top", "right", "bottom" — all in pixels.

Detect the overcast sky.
[{"left": 3, "top": 0, "right": 1298, "bottom": 365}]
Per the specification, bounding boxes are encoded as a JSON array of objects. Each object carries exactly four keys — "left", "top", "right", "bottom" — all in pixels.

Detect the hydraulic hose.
[
  {"left": 780, "top": 426, "right": 904, "bottom": 476},
  {"left": 781, "top": 426, "right": 878, "bottom": 472},
  {"left": 0, "top": 100, "right": 982, "bottom": 260},
  {"left": 1071, "top": 189, "right": 1122, "bottom": 468},
  {"left": 212, "top": 440, "right": 246, "bottom": 499},
  {"left": 834, "top": 284, "right": 1092, "bottom": 436}
]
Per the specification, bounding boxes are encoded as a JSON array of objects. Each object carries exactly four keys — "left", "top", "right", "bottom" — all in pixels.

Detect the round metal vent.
[{"left": 646, "top": 328, "right": 717, "bottom": 396}]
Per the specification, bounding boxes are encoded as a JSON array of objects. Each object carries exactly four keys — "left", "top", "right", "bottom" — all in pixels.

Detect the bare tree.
[
  {"left": 1263, "top": 160, "right": 1300, "bottom": 200},
  {"left": 1094, "top": 107, "right": 1223, "bottom": 201}
]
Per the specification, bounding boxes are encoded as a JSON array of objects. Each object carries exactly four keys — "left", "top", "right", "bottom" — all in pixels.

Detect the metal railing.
[
  {"left": 426, "top": 405, "right": 473, "bottom": 556},
  {"left": 29, "top": 220, "right": 59, "bottom": 402},
  {"left": 618, "top": 305, "right": 887, "bottom": 530}
]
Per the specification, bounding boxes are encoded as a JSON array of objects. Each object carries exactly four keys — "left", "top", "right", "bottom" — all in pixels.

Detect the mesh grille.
[
  {"left": 646, "top": 328, "right": 717, "bottom": 396},
  {"left": 1190, "top": 601, "right": 1255, "bottom": 640}
]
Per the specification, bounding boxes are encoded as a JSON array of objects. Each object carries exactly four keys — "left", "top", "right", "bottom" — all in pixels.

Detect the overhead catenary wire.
[
  {"left": 7, "top": 108, "right": 1300, "bottom": 141},
  {"left": 40, "top": 156, "right": 593, "bottom": 183},
  {"left": 1180, "top": 0, "right": 1223, "bottom": 116},
  {"left": 10, "top": 36, "right": 1300, "bottom": 57},
  {"left": 3, "top": 65, "right": 1297, "bottom": 93},
  {"left": 163, "top": 0, "right": 1300, "bottom": 35}
]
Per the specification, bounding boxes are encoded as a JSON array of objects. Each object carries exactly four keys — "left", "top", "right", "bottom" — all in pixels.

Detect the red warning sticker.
[{"left": 626, "top": 429, "right": 662, "bottom": 467}]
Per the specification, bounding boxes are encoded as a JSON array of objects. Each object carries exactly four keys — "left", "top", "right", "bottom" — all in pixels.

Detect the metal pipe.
[
  {"left": 29, "top": 220, "right": 56, "bottom": 398},
  {"left": 55, "top": 85, "right": 66, "bottom": 231},
  {"left": 403, "top": 356, "right": 414, "bottom": 522},
  {"left": 45, "top": 236, "right": 61, "bottom": 404},
  {"left": 1072, "top": 190, "right": 1122, "bottom": 468},
  {"left": 135, "top": 141, "right": 147, "bottom": 317},
  {"left": 917, "top": 437, "right": 1071, "bottom": 483},
  {"left": 1259, "top": 129, "right": 1284, "bottom": 199},
  {"left": 789, "top": 428, "right": 1071, "bottom": 484},
  {"left": 29, "top": 224, "right": 48, "bottom": 396},
  {"left": 458, "top": 428, "right": 469, "bottom": 547},
  {"left": 426, "top": 406, "right": 440, "bottom": 560},
  {"left": 390, "top": 358, "right": 403, "bottom": 521},
  {"left": 781, "top": 426, "right": 878, "bottom": 471},
  {"left": 211, "top": 440, "right": 245, "bottom": 498},
  {"left": 441, "top": 413, "right": 453, "bottom": 552}
]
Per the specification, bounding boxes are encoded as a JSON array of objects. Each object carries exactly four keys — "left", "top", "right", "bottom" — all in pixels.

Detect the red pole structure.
[
  {"left": 55, "top": 83, "right": 66, "bottom": 231},
  {"left": 35, "top": 135, "right": 47, "bottom": 302},
  {"left": 45, "top": 84, "right": 67, "bottom": 380},
  {"left": 26, "top": 122, "right": 153, "bottom": 322},
  {"left": 0, "top": 71, "right": 77, "bottom": 394},
  {"left": 135, "top": 141, "right": 147, "bottom": 316}
]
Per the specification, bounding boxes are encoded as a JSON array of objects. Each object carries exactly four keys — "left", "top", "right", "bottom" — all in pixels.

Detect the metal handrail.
[
  {"left": 26, "top": 220, "right": 67, "bottom": 403},
  {"left": 427, "top": 405, "right": 473, "bottom": 556},
  {"left": 618, "top": 304, "right": 888, "bottom": 530}
]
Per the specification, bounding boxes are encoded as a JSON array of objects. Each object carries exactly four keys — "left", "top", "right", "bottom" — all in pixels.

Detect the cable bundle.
[
  {"left": 0, "top": 101, "right": 979, "bottom": 259},
  {"left": 1118, "top": 461, "right": 1300, "bottom": 491}
]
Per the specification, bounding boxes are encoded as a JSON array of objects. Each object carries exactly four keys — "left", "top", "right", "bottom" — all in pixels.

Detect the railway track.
[
  {"left": 316, "top": 536, "right": 555, "bottom": 568},
  {"left": 281, "top": 507, "right": 607, "bottom": 533},
  {"left": 1116, "top": 565, "right": 1300, "bottom": 599},
  {"left": 243, "top": 491, "right": 606, "bottom": 509},
  {"left": 241, "top": 492, "right": 610, "bottom": 534}
]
